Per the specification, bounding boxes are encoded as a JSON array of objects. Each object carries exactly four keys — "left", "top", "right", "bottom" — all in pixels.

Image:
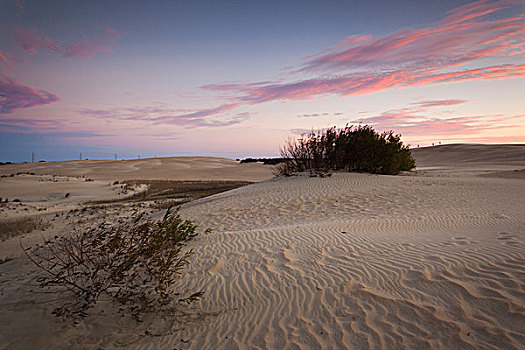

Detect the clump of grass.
[
  {"left": 0, "top": 216, "right": 50, "bottom": 241},
  {"left": 24, "top": 208, "right": 209, "bottom": 320}
]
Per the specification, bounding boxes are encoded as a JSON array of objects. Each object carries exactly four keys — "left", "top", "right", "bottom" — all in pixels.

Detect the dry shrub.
[{"left": 24, "top": 208, "right": 209, "bottom": 320}]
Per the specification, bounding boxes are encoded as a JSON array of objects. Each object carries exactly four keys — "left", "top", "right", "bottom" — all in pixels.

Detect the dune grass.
[
  {"left": 94, "top": 180, "right": 252, "bottom": 205},
  {"left": 0, "top": 216, "right": 50, "bottom": 241}
]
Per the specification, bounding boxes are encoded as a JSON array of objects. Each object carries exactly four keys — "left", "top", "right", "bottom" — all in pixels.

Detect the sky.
[{"left": 0, "top": 0, "right": 524, "bottom": 162}]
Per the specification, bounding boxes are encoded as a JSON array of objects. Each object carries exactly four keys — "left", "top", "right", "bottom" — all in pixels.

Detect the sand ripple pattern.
[{"left": 132, "top": 173, "right": 525, "bottom": 350}]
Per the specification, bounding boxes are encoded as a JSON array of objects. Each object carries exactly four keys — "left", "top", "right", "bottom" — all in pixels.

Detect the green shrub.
[
  {"left": 24, "top": 208, "right": 209, "bottom": 320},
  {"left": 277, "top": 125, "right": 415, "bottom": 176}
]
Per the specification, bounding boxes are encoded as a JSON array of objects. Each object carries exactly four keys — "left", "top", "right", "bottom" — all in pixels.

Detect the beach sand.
[{"left": 0, "top": 145, "right": 524, "bottom": 349}]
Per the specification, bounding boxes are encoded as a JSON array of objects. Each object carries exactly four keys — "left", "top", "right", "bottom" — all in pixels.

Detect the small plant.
[{"left": 24, "top": 208, "right": 209, "bottom": 320}]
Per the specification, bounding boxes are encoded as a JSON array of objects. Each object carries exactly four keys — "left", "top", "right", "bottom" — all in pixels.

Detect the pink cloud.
[
  {"left": 288, "top": 96, "right": 523, "bottom": 145},
  {"left": 203, "top": 64, "right": 524, "bottom": 105},
  {"left": 351, "top": 100, "right": 523, "bottom": 139},
  {"left": 199, "top": 1, "right": 523, "bottom": 110},
  {"left": 300, "top": 2, "right": 524, "bottom": 73},
  {"left": 15, "top": 28, "right": 122, "bottom": 58},
  {"left": 441, "top": 0, "right": 513, "bottom": 25},
  {"left": 0, "top": 73, "right": 59, "bottom": 113}
]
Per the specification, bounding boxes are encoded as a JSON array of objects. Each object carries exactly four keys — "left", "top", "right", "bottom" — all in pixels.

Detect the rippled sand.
[
  {"left": 0, "top": 145, "right": 524, "bottom": 349},
  {"left": 167, "top": 171, "right": 524, "bottom": 349}
]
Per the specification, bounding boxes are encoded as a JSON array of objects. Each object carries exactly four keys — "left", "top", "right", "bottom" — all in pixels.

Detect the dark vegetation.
[
  {"left": 94, "top": 180, "right": 251, "bottom": 206},
  {"left": 24, "top": 208, "right": 208, "bottom": 320},
  {"left": 0, "top": 216, "right": 50, "bottom": 241},
  {"left": 240, "top": 158, "right": 287, "bottom": 165},
  {"left": 275, "top": 125, "right": 415, "bottom": 176},
  {"left": 0, "top": 172, "right": 36, "bottom": 178}
]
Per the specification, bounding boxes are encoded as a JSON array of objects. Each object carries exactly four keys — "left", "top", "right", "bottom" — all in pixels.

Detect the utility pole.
[
  {"left": 114, "top": 153, "right": 117, "bottom": 160},
  {"left": 138, "top": 154, "right": 140, "bottom": 159},
  {"left": 80, "top": 152, "right": 82, "bottom": 160},
  {"left": 31, "top": 152, "right": 35, "bottom": 163}
]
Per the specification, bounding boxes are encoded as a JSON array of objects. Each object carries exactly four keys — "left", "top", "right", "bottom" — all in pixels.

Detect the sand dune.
[
  {"left": 411, "top": 143, "right": 525, "bottom": 167},
  {"left": 164, "top": 172, "right": 524, "bottom": 349},
  {"left": 0, "top": 145, "right": 524, "bottom": 349},
  {"left": 0, "top": 157, "right": 273, "bottom": 182}
]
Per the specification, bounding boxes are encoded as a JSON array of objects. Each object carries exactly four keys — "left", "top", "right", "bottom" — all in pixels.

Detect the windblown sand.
[{"left": 0, "top": 145, "right": 524, "bottom": 349}]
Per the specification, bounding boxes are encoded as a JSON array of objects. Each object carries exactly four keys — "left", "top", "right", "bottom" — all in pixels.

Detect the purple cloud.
[
  {"left": 0, "top": 73, "right": 59, "bottom": 113},
  {"left": 15, "top": 28, "right": 122, "bottom": 58},
  {"left": 81, "top": 103, "right": 248, "bottom": 128}
]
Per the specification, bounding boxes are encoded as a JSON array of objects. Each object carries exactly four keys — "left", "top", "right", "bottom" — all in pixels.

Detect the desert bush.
[
  {"left": 24, "top": 208, "right": 209, "bottom": 320},
  {"left": 277, "top": 125, "right": 415, "bottom": 176}
]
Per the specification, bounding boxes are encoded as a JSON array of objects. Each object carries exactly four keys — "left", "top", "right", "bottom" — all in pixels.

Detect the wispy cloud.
[
  {"left": 297, "top": 112, "right": 330, "bottom": 118},
  {"left": 201, "top": 1, "right": 523, "bottom": 107},
  {"left": 300, "top": 0, "right": 524, "bottom": 74},
  {"left": 15, "top": 28, "right": 122, "bottom": 58},
  {"left": 0, "top": 73, "right": 59, "bottom": 113},
  {"left": 81, "top": 103, "right": 249, "bottom": 128},
  {"left": 351, "top": 99, "right": 522, "bottom": 139},
  {"left": 290, "top": 98, "right": 523, "bottom": 143},
  {"left": 0, "top": 117, "right": 65, "bottom": 130},
  {"left": 411, "top": 99, "right": 467, "bottom": 108}
]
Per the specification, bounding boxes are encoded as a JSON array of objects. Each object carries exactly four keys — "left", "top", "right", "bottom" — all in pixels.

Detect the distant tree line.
[
  {"left": 275, "top": 125, "right": 415, "bottom": 176},
  {"left": 239, "top": 158, "right": 287, "bottom": 165}
]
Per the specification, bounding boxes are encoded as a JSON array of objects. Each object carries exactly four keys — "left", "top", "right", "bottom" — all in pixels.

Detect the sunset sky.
[{"left": 1, "top": 0, "right": 524, "bottom": 162}]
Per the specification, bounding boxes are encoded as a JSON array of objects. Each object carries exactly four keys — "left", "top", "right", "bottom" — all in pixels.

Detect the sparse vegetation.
[
  {"left": 24, "top": 208, "right": 209, "bottom": 320},
  {"left": 275, "top": 125, "right": 415, "bottom": 176},
  {"left": 127, "top": 180, "right": 252, "bottom": 202},
  {"left": 0, "top": 216, "right": 50, "bottom": 241},
  {"left": 93, "top": 180, "right": 251, "bottom": 205}
]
